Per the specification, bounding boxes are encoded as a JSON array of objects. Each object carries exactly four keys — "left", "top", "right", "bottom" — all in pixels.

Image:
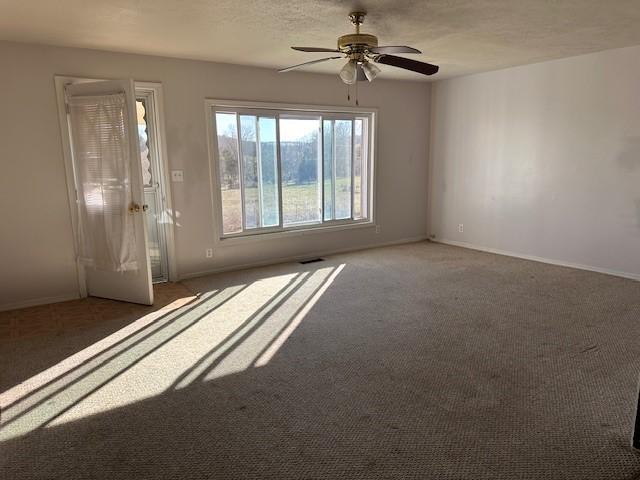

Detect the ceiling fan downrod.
[{"left": 349, "top": 11, "right": 366, "bottom": 33}]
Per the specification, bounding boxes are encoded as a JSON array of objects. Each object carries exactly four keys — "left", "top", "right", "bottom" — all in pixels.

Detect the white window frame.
[{"left": 205, "top": 99, "right": 377, "bottom": 244}]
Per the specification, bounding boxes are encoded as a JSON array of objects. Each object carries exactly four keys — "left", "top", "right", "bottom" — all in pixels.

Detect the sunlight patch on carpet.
[{"left": 0, "top": 265, "right": 343, "bottom": 441}]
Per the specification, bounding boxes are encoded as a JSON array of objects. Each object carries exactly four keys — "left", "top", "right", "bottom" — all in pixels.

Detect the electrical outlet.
[
  {"left": 375, "top": 225, "right": 381, "bottom": 234},
  {"left": 205, "top": 248, "right": 213, "bottom": 258},
  {"left": 458, "top": 224, "right": 464, "bottom": 233},
  {"left": 171, "top": 170, "right": 184, "bottom": 182}
]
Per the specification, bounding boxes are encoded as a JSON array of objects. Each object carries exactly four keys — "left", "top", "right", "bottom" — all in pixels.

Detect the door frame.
[{"left": 54, "top": 75, "right": 178, "bottom": 299}]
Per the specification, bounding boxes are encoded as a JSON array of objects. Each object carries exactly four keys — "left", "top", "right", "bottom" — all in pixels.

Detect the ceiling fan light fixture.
[
  {"left": 361, "top": 61, "right": 381, "bottom": 82},
  {"left": 339, "top": 60, "right": 358, "bottom": 84}
]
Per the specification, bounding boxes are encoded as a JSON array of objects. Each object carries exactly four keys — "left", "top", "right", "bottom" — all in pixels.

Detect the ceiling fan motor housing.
[{"left": 338, "top": 33, "right": 378, "bottom": 52}]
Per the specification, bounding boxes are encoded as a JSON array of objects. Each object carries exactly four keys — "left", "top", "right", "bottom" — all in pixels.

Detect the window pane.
[
  {"left": 323, "top": 120, "right": 333, "bottom": 221},
  {"left": 136, "top": 100, "right": 152, "bottom": 186},
  {"left": 240, "top": 115, "right": 260, "bottom": 229},
  {"left": 280, "top": 117, "right": 321, "bottom": 226},
  {"left": 334, "top": 120, "right": 352, "bottom": 220},
  {"left": 215, "top": 113, "right": 242, "bottom": 234},
  {"left": 144, "top": 190, "right": 162, "bottom": 279},
  {"left": 258, "top": 117, "right": 279, "bottom": 227},
  {"left": 354, "top": 117, "right": 368, "bottom": 220}
]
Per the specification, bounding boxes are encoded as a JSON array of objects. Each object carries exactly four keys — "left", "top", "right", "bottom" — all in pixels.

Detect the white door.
[{"left": 65, "top": 79, "right": 153, "bottom": 305}]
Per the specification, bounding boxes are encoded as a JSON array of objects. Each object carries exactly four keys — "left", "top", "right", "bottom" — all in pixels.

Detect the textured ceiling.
[{"left": 1, "top": 0, "right": 640, "bottom": 80}]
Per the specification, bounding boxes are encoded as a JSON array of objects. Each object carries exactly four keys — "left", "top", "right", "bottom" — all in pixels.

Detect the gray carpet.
[{"left": 2, "top": 241, "right": 640, "bottom": 479}]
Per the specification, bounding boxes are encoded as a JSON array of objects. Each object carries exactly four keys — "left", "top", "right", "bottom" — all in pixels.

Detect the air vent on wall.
[{"left": 299, "top": 258, "right": 325, "bottom": 265}]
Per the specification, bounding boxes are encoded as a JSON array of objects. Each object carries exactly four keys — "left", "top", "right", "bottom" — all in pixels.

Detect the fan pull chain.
[{"left": 346, "top": 83, "right": 359, "bottom": 106}]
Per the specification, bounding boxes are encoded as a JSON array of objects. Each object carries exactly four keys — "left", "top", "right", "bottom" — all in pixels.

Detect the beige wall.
[
  {"left": 0, "top": 41, "right": 432, "bottom": 309},
  {"left": 429, "top": 45, "right": 640, "bottom": 279}
]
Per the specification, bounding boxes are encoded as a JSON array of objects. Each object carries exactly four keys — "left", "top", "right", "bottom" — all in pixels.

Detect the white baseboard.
[
  {"left": 179, "top": 235, "right": 429, "bottom": 280},
  {"left": 0, "top": 293, "right": 81, "bottom": 313},
  {"left": 6, "top": 236, "right": 633, "bottom": 310},
  {"left": 433, "top": 238, "right": 640, "bottom": 282}
]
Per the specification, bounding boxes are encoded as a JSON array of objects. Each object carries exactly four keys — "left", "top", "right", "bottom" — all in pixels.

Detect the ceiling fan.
[{"left": 279, "top": 11, "right": 439, "bottom": 84}]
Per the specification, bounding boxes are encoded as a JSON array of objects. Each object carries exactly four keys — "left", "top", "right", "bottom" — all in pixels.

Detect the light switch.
[{"left": 171, "top": 170, "right": 184, "bottom": 182}]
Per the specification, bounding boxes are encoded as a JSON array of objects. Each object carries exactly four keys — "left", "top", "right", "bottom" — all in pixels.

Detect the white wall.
[
  {"left": 429, "top": 45, "right": 640, "bottom": 279},
  {"left": 0, "top": 41, "right": 431, "bottom": 309}
]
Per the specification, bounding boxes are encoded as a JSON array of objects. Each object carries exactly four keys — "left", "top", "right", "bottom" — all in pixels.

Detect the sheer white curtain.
[{"left": 68, "top": 93, "right": 138, "bottom": 272}]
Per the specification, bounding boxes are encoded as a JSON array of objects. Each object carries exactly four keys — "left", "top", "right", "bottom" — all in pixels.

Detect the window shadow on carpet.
[
  {"left": 1, "top": 263, "right": 344, "bottom": 443},
  {"left": 0, "top": 282, "right": 195, "bottom": 391}
]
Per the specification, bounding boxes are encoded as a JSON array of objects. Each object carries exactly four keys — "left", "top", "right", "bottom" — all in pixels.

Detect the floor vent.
[{"left": 299, "top": 258, "right": 325, "bottom": 265}]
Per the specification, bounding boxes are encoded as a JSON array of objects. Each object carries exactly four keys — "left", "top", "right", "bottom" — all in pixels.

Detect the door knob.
[
  {"left": 128, "top": 203, "right": 141, "bottom": 214},
  {"left": 142, "top": 204, "right": 149, "bottom": 212}
]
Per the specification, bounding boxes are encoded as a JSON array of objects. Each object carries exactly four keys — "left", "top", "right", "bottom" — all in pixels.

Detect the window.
[
  {"left": 136, "top": 94, "right": 170, "bottom": 282},
  {"left": 209, "top": 101, "right": 374, "bottom": 238}
]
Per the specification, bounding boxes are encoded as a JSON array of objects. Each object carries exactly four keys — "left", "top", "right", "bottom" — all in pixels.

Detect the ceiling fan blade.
[
  {"left": 278, "top": 56, "right": 342, "bottom": 73},
  {"left": 373, "top": 54, "right": 439, "bottom": 76},
  {"left": 292, "top": 46, "right": 341, "bottom": 53},
  {"left": 369, "top": 46, "right": 422, "bottom": 54}
]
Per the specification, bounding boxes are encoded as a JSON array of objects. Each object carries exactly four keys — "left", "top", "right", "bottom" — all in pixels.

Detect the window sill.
[{"left": 215, "top": 220, "right": 376, "bottom": 247}]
